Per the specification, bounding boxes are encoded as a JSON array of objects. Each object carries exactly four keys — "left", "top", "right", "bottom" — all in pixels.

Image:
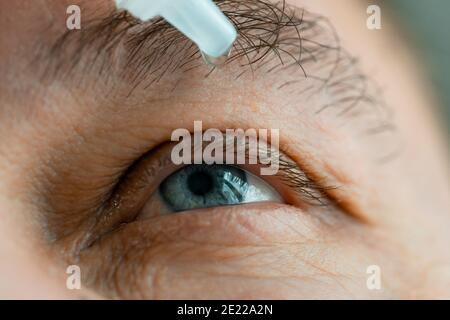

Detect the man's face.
[{"left": 0, "top": 0, "right": 449, "bottom": 299}]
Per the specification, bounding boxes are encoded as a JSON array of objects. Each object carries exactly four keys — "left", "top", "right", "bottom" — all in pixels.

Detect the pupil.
[{"left": 187, "top": 171, "right": 214, "bottom": 196}]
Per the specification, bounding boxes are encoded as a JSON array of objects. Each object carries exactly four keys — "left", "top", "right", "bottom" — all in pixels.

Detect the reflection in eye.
[{"left": 159, "top": 164, "right": 283, "bottom": 213}]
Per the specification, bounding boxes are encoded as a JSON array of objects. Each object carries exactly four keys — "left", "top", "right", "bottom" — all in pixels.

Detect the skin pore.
[{"left": 0, "top": 0, "right": 449, "bottom": 299}]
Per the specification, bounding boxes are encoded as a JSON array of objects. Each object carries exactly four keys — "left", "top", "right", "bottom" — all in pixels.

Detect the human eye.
[
  {"left": 101, "top": 140, "right": 325, "bottom": 224},
  {"left": 154, "top": 164, "right": 283, "bottom": 214}
]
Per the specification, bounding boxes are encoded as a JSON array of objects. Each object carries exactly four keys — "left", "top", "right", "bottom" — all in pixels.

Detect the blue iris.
[{"left": 159, "top": 164, "right": 250, "bottom": 212}]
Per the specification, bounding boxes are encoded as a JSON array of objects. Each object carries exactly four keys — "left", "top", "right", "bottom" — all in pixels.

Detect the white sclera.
[{"left": 115, "top": 0, "right": 237, "bottom": 59}]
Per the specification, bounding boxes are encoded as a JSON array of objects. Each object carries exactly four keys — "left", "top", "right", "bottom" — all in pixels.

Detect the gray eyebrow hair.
[{"left": 43, "top": 0, "right": 398, "bottom": 161}]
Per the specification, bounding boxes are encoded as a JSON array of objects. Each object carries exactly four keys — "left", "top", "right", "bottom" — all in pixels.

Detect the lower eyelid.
[{"left": 112, "top": 202, "right": 323, "bottom": 247}]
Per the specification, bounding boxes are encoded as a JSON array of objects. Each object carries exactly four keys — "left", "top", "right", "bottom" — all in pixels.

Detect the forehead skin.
[{"left": 0, "top": 0, "right": 449, "bottom": 299}]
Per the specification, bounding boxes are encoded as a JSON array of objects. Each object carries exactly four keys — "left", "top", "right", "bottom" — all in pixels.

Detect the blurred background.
[{"left": 388, "top": 0, "right": 450, "bottom": 138}]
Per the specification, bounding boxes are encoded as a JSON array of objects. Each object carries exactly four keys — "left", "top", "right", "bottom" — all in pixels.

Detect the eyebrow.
[
  {"left": 45, "top": 0, "right": 339, "bottom": 88},
  {"left": 43, "top": 0, "right": 397, "bottom": 161}
]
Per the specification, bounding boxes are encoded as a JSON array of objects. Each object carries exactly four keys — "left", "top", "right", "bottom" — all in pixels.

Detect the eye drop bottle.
[{"left": 115, "top": 0, "right": 237, "bottom": 63}]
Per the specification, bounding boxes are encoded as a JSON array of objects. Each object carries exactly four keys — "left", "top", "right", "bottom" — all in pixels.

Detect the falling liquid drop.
[{"left": 201, "top": 46, "right": 233, "bottom": 67}]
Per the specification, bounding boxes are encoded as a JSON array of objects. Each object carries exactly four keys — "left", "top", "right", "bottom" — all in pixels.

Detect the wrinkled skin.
[{"left": 0, "top": 0, "right": 449, "bottom": 299}]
